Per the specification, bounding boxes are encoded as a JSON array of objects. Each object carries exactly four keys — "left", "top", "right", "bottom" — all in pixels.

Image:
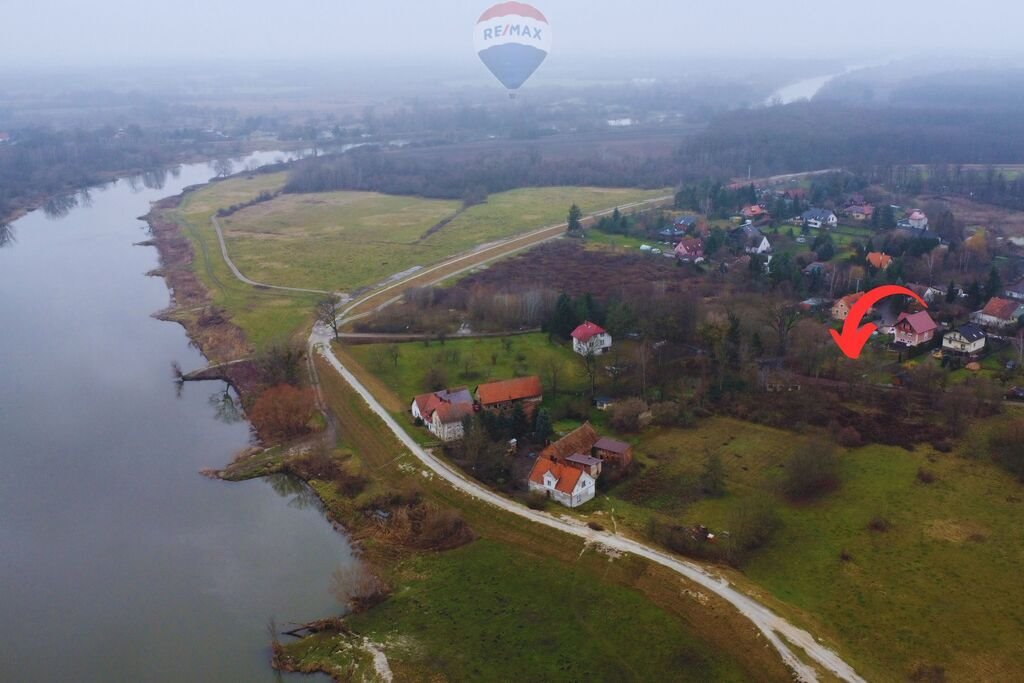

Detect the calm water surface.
[{"left": 0, "top": 151, "right": 352, "bottom": 681}]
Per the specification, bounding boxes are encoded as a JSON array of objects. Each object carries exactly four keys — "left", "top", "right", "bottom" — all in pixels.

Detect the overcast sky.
[{"left": 5, "top": 0, "right": 1024, "bottom": 68}]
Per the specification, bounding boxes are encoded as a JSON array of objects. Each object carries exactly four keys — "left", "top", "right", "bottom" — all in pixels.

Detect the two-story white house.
[
  {"left": 942, "top": 323, "right": 986, "bottom": 357},
  {"left": 527, "top": 458, "right": 596, "bottom": 508},
  {"left": 571, "top": 321, "right": 612, "bottom": 356}
]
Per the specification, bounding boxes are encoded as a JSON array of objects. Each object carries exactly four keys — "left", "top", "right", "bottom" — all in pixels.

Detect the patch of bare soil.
[
  {"left": 145, "top": 194, "right": 252, "bottom": 364},
  {"left": 924, "top": 519, "right": 990, "bottom": 544}
]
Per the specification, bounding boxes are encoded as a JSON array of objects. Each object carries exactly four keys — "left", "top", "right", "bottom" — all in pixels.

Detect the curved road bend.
[
  {"left": 311, "top": 328, "right": 864, "bottom": 683},
  {"left": 205, "top": 191, "right": 862, "bottom": 682}
]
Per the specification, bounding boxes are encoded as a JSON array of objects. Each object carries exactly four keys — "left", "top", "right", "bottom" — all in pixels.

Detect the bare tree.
[
  {"left": 542, "top": 356, "right": 566, "bottom": 395},
  {"left": 0, "top": 223, "right": 14, "bottom": 248},
  {"left": 212, "top": 158, "right": 235, "bottom": 178},
  {"left": 581, "top": 349, "right": 598, "bottom": 397},
  {"left": 386, "top": 344, "right": 401, "bottom": 368},
  {"left": 315, "top": 298, "right": 341, "bottom": 340},
  {"left": 768, "top": 304, "right": 800, "bottom": 356},
  {"left": 1012, "top": 329, "right": 1024, "bottom": 367}
]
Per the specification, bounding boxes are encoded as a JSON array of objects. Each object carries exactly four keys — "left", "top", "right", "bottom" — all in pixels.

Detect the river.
[{"left": 0, "top": 151, "right": 353, "bottom": 681}]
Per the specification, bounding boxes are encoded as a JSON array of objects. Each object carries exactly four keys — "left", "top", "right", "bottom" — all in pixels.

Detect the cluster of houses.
[
  {"left": 411, "top": 376, "right": 543, "bottom": 442},
  {"left": 826, "top": 277, "right": 1024, "bottom": 359},
  {"left": 527, "top": 422, "right": 633, "bottom": 508}
]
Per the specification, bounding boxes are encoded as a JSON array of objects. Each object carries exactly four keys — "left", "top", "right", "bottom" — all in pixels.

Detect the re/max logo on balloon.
[{"left": 481, "top": 24, "right": 543, "bottom": 41}]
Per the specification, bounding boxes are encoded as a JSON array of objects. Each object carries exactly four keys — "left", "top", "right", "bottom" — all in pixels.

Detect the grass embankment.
[
  {"left": 271, "top": 355, "right": 793, "bottom": 682},
  {"left": 344, "top": 330, "right": 1024, "bottom": 681},
  {"left": 220, "top": 186, "right": 668, "bottom": 292},
  {"left": 172, "top": 173, "right": 320, "bottom": 352}
]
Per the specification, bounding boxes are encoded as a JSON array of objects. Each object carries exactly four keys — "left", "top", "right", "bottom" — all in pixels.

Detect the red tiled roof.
[
  {"left": 476, "top": 376, "right": 543, "bottom": 405},
  {"left": 529, "top": 458, "right": 585, "bottom": 495},
  {"left": 839, "top": 292, "right": 864, "bottom": 307},
  {"left": 540, "top": 422, "right": 599, "bottom": 461},
  {"left": 896, "top": 311, "right": 937, "bottom": 335},
  {"left": 571, "top": 321, "right": 607, "bottom": 343},
  {"left": 866, "top": 252, "right": 892, "bottom": 269},
  {"left": 433, "top": 402, "right": 474, "bottom": 424},
  {"left": 982, "top": 297, "right": 1020, "bottom": 320},
  {"left": 412, "top": 392, "right": 444, "bottom": 417}
]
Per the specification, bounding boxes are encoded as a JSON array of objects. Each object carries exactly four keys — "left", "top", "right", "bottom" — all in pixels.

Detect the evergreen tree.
[
  {"left": 533, "top": 408, "right": 553, "bottom": 444},
  {"left": 946, "top": 280, "right": 957, "bottom": 304},
  {"left": 986, "top": 266, "right": 1003, "bottom": 299},
  {"left": 545, "top": 293, "right": 580, "bottom": 339},
  {"left": 566, "top": 204, "right": 583, "bottom": 234},
  {"left": 510, "top": 402, "right": 529, "bottom": 440}
]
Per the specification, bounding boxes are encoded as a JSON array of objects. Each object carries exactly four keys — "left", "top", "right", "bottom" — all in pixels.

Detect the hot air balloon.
[{"left": 473, "top": 2, "right": 551, "bottom": 97}]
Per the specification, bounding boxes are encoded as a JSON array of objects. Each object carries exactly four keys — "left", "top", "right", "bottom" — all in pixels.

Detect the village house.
[
  {"left": 658, "top": 225, "right": 686, "bottom": 239},
  {"left": 832, "top": 292, "right": 865, "bottom": 321},
  {"left": 942, "top": 323, "right": 986, "bottom": 357},
  {"left": 893, "top": 311, "right": 938, "bottom": 348},
  {"left": 906, "top": 283, "right": 944, "bottom": 304},
  {"left": 802, "top": 208, "right": 838, "bottom": 229},
  {"left": 475, "top": 376, "right": 543, "bottom": 413},
  {"left": 410, "top": 387, "right": 473, "bottom": 422},
  {"left": 1004, "top": 277, "right": 1024, "bottom": 301},
  {"left": 527, "top": 458, "right": 596, "bottom": 508},
  {"left": 571, "top": 321, "right": 612, "bottom": 356},
  {"left": 741, "top": 205, "right": 768, "bottom": 221},
  {"left": 866, "top": 252, "right": 893, "bottom": 270},
  {"left": 673, "top": 237, "right": 704, "bottom": 260},
  {"left": 674, "top": 215, "right": 698, "bottom": 231},
  {"left": 429, "top": 402, "right": 475, "bottom": 442},
  {"left": 908, "top": 210, "right": 929, "bottom": 230},
  {"left": 410, "top": 387, "right": 474, "bottom": 442},
  {"left": 845, "top": 204, "right": 874, "bottom": 221},
  {"left": 972, "top": 297, "right": 1024, "bottom": 330},
  {"left": 732, "top": 224, "right": 771, "bottom": 255}
]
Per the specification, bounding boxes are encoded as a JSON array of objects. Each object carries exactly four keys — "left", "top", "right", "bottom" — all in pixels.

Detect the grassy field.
[
  {"left": 172, "top": 173, "right": 321, "bottom": 351},
  {"left": 579, "top": 415, "right": 1024, "bottom": 681},
  {"left": 221, "top": 186, "right": 668, "bottom": 292},
  {"left": 342, "top": 333, "right": 588, "bottom": 412},
  {"left": 274, "top": 355, "right": 796, "bottom": 682}
]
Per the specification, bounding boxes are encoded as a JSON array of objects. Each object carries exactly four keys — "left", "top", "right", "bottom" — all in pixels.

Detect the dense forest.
[
  {"left": 679, "top": 101, "right": 1024, "bottom": 179},
  {"left": 0, "top": 127, "right": 242, "bottom": 222},
  {"left": 284, "top": 145, "right": 682, "bottom": 201}
]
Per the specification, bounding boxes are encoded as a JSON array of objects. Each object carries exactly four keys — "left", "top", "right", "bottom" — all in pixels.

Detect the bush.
[
  {"left": 988, "top": 421, "right": 1024, "bottom": 480},
  {"left": 867, "top": 516, "right": 891, "bottom": 532},
  {"left": 587, "top": 521, "right": 605, "bottom": 531},
  {"left": 523, "top": 491, "right": 549, "bottom": 510},
  {"left": 611, "top": 398, "right": 648, "bottom": 433},
  {"left": 783, "top": 438, "right": 840, "bottom": 501},
  {"left": 249, "top": 384, "right": 317, "bottom": 443},
  {"left": 916, "top": 467, "right": 937, "bottom": 484},
  {"left": 836, "top": 426, "right": 862, "bottom": 448}
]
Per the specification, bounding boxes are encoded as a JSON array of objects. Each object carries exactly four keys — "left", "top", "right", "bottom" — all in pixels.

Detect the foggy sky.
[{"left": 5, "top": 0, "right": 1024, "bottom": 69}]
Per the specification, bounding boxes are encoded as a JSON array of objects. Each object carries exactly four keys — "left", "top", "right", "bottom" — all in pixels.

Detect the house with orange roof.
[
  {"left": 475, "top": 376, "right": 543, "bottom": 413},
  {"left": 866, "top": 252, "right": 893, "bottom": 270},
  {"left": 741, "top": 205, "right": 768, "bottom": 220},
  {"left": 410, "top": 387, "right": 474, "bottom": 441},
  {"left": 528, "top": 457, "right": 597, "bottom": 508},
  {"left": 832, "top": 292, "right": 866, "bottom": 321},
  {"left": 972, "top": 297, "right": 1024, "bottom": 330}
]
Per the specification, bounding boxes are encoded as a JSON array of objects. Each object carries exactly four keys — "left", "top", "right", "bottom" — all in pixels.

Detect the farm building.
[
  {"left": 410, "top": 387, "right": 474, "bottom": 442},
  {"left": 593, "top": 437, "right": 633, "bottom": 467},
  {"left": 972, "top": 297, "right": 1024, "bottom": 330},
  {"left": 832, "top": 292, "right": 865, "bottom": 321},
  {"left": 475, "top": 376, "right": 543, "bottom": 413}
]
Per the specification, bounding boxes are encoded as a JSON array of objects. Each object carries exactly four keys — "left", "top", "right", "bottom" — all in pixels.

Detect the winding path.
[
  {"left": 310, "top": 327, "right": 864, "bottom": 683},
  {"left": 205, "top": 188, "right": 864, "bottom": 682}
]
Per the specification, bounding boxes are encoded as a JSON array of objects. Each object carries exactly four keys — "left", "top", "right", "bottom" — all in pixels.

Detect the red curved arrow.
[{"left": 830, "top": 285, "right": 928, "bottom": 359}]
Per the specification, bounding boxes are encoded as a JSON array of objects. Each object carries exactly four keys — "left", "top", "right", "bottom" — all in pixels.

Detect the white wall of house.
[
  {"left": 943, "top": 334, "right": 985, "bottom": 355},
  {"left": 573, "top": 333, "right": 612, "bottom": 356},
  {"left": 429, "top": 413, "right": 465, "bottom": 442},
  {"left": 528, "top": 470, "right": 596, "bottom": 508}
]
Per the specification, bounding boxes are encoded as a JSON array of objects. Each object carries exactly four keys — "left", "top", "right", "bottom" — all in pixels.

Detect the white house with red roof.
[
  {"left": 673, "top": 237, "right": 704, "bottom": 261},
  {"left": 893, "top": 311, "right": 937, "bottom": 347},
  {"left": 528, "top": 457, "right": 596, "bottom": 508},
  {"left": 410, "top": 387, "right": 474, "bottom": 441},
  {"left": 571, "top": 321, "right": 612, "bottom": 356}
]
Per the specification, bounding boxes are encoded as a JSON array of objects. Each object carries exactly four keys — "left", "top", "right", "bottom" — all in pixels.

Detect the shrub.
[
  {"left": 916, "top": 467, "right": 937, "bottom": 484},
  {"left": 783, "top": 438, "right": 840, "bottom": 501},
  {"left": 988, "top": 421, "right": 1024, "bottom": 480},
  {"left": 249, "top": 384, "right": 317, "bottom": 443},
  {"left": 611, "top": 398, "right": 648, "bottom": 433},
  {"left": 931, "top": 438, "right": 953, "bottom": 453},
  {"left": 523, "top": 491, "right": 549, "bottom": 510},
  {"left": 650, "top": 401, "right": 681, "bottom": 427},
  {"left": 867, "top": 516, "right": 891, "bottom": 532},
  {"left": 836, "top": 426, "right": 862, "bottom": 448},
  {"left": 587, "top": 521, "right": 605, "bottom": 531}
]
